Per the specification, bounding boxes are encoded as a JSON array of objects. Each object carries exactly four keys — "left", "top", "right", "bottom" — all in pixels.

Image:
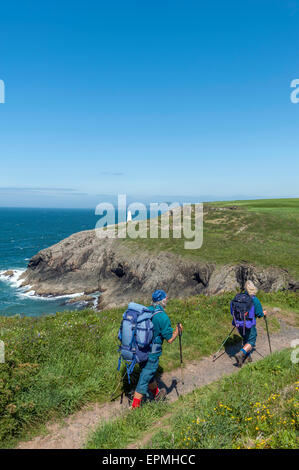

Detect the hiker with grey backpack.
[{"left": 231, "top": 280, "right": 267, "bottom": 367}]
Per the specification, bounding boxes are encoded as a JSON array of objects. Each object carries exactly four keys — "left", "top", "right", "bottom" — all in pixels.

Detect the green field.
[
  {"left": 86, "top": 349, "right": 299, "bottom": 449},
  {"left": 125, "top": 198, "right": 299, "bottom": 279},
  {"left": 0, "top": 291, "right": 298, "bottom": 448}
]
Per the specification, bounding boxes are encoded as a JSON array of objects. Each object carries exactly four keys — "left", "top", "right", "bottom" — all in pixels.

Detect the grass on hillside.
[
  {"left": 86, "top": 349, "right": 299, "bottom": 449},
  {"left": 0, "top": 291, "right": 298, "bottom": 448},
  {"left": 125, "top": 198, "right": 299, "bottom": 279}
]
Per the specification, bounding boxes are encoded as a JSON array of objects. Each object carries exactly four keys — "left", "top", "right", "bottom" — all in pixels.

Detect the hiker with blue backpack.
[
  {"left": 117, "top": 289, "right": 183, "bottom": 409},
  {"left": 231, "top": 280, "right": 267, "bottom": 367}
]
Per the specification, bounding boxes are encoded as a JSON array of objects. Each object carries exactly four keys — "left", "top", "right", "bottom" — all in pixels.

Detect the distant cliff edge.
[{"left": 19, "top": 228, "right": 298, "bottom": 310}]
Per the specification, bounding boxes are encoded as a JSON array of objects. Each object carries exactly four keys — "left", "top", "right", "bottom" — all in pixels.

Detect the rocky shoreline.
[{"left": 18, "top": 228, "right": 298, "bottom": 310}]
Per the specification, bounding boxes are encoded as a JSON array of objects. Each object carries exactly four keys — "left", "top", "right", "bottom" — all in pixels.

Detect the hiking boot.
[
  {"left": 244, "top": 354, "right": 253, "bottom": 365},
  {"left": 131, "top": 397, "right": 142, "bottom": 409},
  {"left": 154, "top": 388, "right": 167, "bottom": 402},
  {"left": 235, "top": 350, "right": 245, "bottom": 367}
]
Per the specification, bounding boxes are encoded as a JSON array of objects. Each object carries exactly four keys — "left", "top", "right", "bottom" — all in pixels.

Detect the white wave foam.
[
  {"left": 0, "top": 269, "right": 26, "bottom": 288},
  {"left": 0, "top": 269, "right": 84, "bottom": 302},
  {"left": 91, "top": 292, "right": 101, "bottom": 309},
  {"left": 18, "top": 291, "right": 85, "bottom": 302}
]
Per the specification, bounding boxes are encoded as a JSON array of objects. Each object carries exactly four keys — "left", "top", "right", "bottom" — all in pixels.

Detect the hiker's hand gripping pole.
[
  {"left": 212, "top": 326, "right": 236, "bottom": 362},
  {"left": 177, "top": 323, "right": 184, "bottom": 385}
]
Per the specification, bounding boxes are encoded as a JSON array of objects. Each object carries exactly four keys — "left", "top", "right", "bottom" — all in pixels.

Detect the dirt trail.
[{"left": 17, "top": 318, "right": 299, "bottom": 449}]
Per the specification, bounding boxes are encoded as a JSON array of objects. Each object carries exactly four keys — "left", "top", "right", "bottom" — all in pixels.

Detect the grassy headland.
[{"left": 125, "top": 198, "right": 299, "bottom": 279}]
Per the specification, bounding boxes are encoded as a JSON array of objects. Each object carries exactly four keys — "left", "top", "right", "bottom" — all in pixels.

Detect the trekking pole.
[
  {"left": 253, "top": 348, "right": 264, "bottom": 359},
  {"left": 212, "top": 326, "right": 236, "bottom": 362},
  {"left": 264, "top": 316, "right": 272, "bottom": 354},
  {"left": 177, "top": 323, "right": 184, "bottom": 385}
]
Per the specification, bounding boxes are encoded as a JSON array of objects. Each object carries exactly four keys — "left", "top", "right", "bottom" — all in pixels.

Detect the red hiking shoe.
[{"left": 131, "top": 397, "right": 141, "bottom": 409}]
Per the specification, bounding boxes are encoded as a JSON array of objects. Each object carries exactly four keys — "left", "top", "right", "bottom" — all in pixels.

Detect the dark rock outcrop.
[{"left": 19, "top": 229, "right": 296, "bottom": 309}]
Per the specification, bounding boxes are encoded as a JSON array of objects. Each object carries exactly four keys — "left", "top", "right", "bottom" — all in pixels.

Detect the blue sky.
[{"left": 0, "top": 0, "right": 299, "bottom": 208}]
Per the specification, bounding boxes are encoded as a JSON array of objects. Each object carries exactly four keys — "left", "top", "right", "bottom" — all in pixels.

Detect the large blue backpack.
[
  {"left": 230, "top": 292, "right": 256, "bottom": 334},
  {"left": 117, "top": 302, "right": 158, "bottom": 383}
]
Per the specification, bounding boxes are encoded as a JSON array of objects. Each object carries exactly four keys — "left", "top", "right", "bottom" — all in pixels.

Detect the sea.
[{"left": 0, "top": 208, "right": 100, "bottom": 317}]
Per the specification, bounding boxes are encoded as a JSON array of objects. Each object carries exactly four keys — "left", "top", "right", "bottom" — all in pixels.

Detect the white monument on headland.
[{"left": 127, "top": 210, "right": 132, "bottom": 222}]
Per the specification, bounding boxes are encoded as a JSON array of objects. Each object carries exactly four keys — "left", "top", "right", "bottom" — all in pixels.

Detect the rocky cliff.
[{"left": 19, "top": 228, "right": 297, "bottom": 309}]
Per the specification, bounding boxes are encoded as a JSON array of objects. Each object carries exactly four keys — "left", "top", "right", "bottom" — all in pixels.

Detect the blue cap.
[{"left": 152, "top": 289, "right": 167, "bottom": 302}]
